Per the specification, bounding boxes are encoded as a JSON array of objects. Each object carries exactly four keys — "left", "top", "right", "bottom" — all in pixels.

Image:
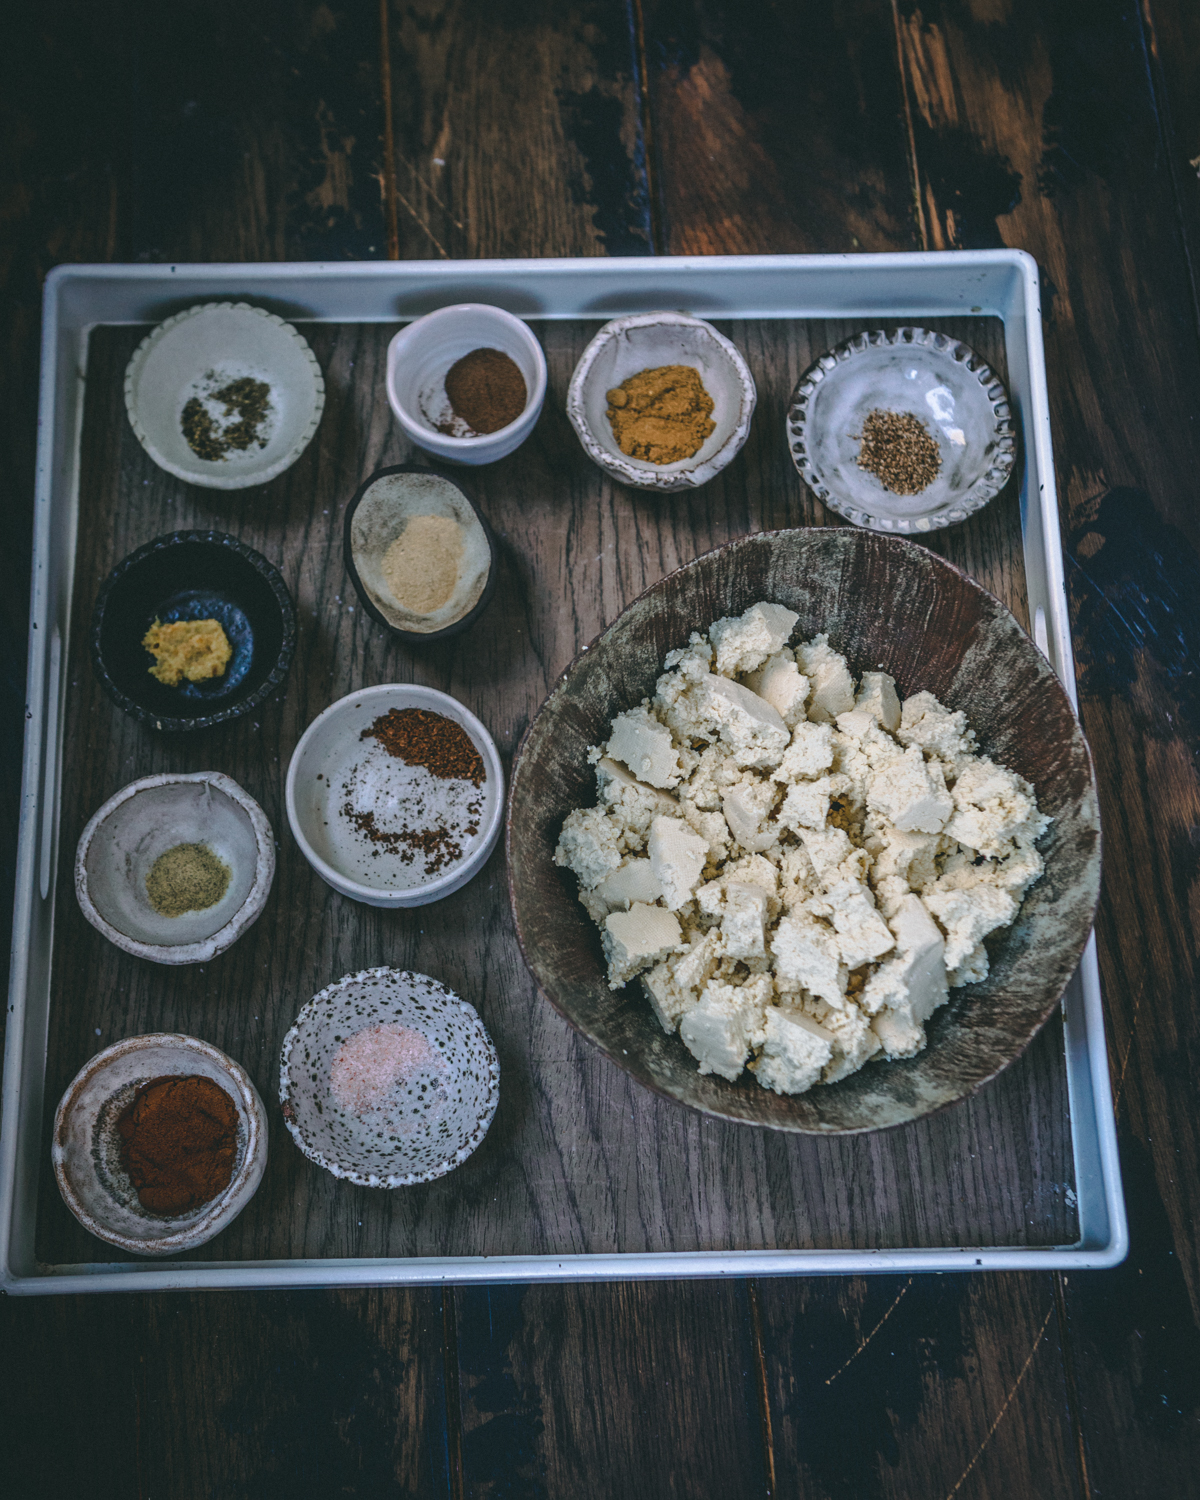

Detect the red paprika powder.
[{"left": 117, "top": 1074, "right": 239, "bottom": 1215}]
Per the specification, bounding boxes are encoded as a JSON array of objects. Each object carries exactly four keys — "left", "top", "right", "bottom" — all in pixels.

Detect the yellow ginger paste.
[{"left": 142, "top": 618, "right": 233, "bottom": 686}]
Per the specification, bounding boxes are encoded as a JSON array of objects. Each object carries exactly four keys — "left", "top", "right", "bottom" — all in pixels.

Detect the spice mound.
[
  {"left": 181, "top": 377, "right": 272, "bottom": 461},
  {"left": 442, "top": 347, "right": 527, "bottom": 436},
  {"left": 142, "top": 617, "right": 232, "bottom": 687},
  {"left": 146, "top": 842, "right": 231, "bottom": 917},
  {"left": 606, "top": 364, "right": 716, "bottom": 465},
  {"left": 332, "top": 707, "right": 488, "bottom": 887},
  {"left": 554, "top": 600, "right": 1050, "bottom": 1096},
  {"left": 382, "top": 515, "right": 464, "bottom": 615},
  {"left": 330, "top": 1024, "right": 442, "bottom": 1115},
  {"left": 856, "top": 409, "right": 941, "bottom": 495},
  {"left": 117, "top": 1074, "right": 239, "bottom": 1215},
  {"left": 363, "top": 707, "right": 486, "bottom": 786}
]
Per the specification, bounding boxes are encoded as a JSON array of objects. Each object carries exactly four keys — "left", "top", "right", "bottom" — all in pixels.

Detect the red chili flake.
[{"left": 361, "top": 707, "right": 486, "bottom": 786}]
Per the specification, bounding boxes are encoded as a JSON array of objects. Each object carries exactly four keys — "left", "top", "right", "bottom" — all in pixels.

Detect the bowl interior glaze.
[{"left": 507, "top": 528, "right": 1101, "bottom": 1134}]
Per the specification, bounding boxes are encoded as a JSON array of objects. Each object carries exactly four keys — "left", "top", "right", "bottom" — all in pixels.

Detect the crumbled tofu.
[
  {"left": 795, "top": 634, "right": 856, "bottom": 723},
  {"left": 680, "top": 976, "right": 773, "bottom": 1079},
  {"left": 721, "top": 882, "right": 769, "bottom": 959},
  {"left": 771, "top": 912, "right": 847, "bottom": 1007},
  {"left": 648, "top": 815, "right": 709, "bottom": 910},
  {"left": 743, "top": 651, "right": 810, "bottom": 727},
  {"left": 772, "top": 720, "right": 835, "bottom": 782},
  {"left": 697, "top": 677, "right": 790, "bottom": 768},
  {"left": 607, "top": 705, "right": 683, "bottom": 789},
  {"left": 755, "top": 1007, "right": 834, "bottom": 1095},
  {"left": 866, "top": 745, "right": 953, "bottom": 834},
  {"left": 709, "top": 602, "right": 800, "bottom": 678},
  {"left": 855, "top": 671, "right": 901, "bottom": 733},
  {"left": 721, "top": 777, "right": 780, "bottom": 851},
  {"left": 602, "top": 903, "right": 682, "bottom": 988},
  {"left": 558, "top": 606, "right": 1048, "bottom": 1096},
  {"left": 555, "top": 806, "right": 625, "bottom": 889}
]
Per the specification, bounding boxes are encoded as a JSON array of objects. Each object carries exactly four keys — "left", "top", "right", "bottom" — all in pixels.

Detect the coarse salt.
[{"left": 330, "top": 1024, "right": 440, "bottom": 1114}]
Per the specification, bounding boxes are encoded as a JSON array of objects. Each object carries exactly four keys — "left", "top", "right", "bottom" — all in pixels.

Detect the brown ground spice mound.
[
  {"left": 855, "top": 408, "right": 941, "bottom": 494},
  {"left": 361, "top": 707, "right": 486, "bottom": 786},
  {"left": 605, "top": 364, "right": 716, "bottom": 464},
  {"left": 117, "top": 1075, "right": 239, "bottom": 1215}
]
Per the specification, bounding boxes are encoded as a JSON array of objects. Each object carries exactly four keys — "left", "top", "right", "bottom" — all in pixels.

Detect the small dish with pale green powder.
[{"left": 75, "top": 772, "right": 276, "bottom": 965}]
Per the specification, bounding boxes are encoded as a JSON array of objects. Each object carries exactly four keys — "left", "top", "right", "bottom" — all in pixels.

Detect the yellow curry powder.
[
  {"left": 605, "top": 364, "right": 716, "bottom": 465},
  {"left": 142, "top": 618, "right": 232, "bottom": 687}
]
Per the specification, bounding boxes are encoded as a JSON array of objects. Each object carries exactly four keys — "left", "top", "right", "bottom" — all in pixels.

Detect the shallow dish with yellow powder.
[{"left": 343, "top": 466, "right": 496, "bottom": 642}]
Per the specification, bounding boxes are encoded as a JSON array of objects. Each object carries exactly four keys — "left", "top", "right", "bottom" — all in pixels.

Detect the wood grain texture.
[
  {"left": 894, "top": 0, "right": 1200, "bottom": 1492},
  {"left": 453, "top": 1281, "right": 766, "bottom": 1499},
  {"left": 35, "top": 315, "right": 1077, "bottom": 1271},
  {"left": 755, "top": 1272, "right": 1083, "bottom": 1500},
  {"left": 641, "top": 0, "right": 920, "bottom": 254},
  {"left": 385, "top": 0, "right": 652, "bottom": 258}
]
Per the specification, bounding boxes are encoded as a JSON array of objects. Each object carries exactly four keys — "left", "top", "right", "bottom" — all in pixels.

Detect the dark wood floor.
[{"left": 2, "top": 2, "right": 1200, "bottom": 1496}]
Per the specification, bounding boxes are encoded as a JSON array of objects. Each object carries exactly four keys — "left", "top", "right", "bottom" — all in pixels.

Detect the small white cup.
[{"left": 386, "top": 304, "right": 547, "bottom": 465}]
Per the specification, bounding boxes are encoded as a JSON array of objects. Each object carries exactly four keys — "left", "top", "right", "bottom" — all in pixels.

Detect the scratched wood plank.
[
  {"left": 640, "top": 0, "right": 919, "bottom": 254},
  {"left": 35, "top": 311, "right": 1074, "bottom": 1272},
  {"left": 452, "top": 1282, "right": 766, "bottom": 1500},
  {"left": 384, "top": 0, "right": 653, "bottom": 258},
  {"left": 753, "top": 1273, "right": 1083, "bottom": 1500},
  {"left": 894, "top": 0, "right": 1200, "bottom": 1493}
]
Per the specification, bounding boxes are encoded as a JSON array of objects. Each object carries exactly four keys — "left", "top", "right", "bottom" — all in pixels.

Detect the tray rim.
[{"left": 1, "top": 251, "right": 1128, "bottom": 1292}]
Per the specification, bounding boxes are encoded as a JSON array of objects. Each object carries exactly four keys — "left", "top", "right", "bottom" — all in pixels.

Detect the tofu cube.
[
  {"left": 648, "top": 815, "right": 709, "bottom": 910},
  {"left": 698, "top": 676, "right": 790, "bottom": 768},
  {"left": 603, "top": 903, "right": 682, "bottom": 988},
  {"left": 720, "top": 882, "right": 769, "bottom": 959},
  {"left": 772, "top": 720, "right": 835, "bottom": 783},
  {"left": 709, "top": 602, "right": 799, "bottom": 678},
  {"left": 770, "top": 912, "right": 846, "bottom": 1006},
  {"left": 680, "top": 978, "right": 771, "bottom": 1080},
  {"left": 743, "top": 651, "right": 810, "bottom": 727},
  {"left": 754, "top": 1007, "right": 834, "bottom": 1095},
  {"left": 555, "top": 806, "right": 625, "bottom": 889},
  {"left": 795, "top": 634, "right": 856, "bottom": 723},
  {"left": 866, "top": 744, "right": 953, "bottom": 833},
  {"left": 854, "top": 671, "right": 902, "bottom": 733},
  {"left": 606, "top": 705, "right": 682, "bottom": 789}
]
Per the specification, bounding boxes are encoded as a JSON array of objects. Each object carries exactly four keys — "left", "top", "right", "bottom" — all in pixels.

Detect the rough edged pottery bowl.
[
  {"left": 124, "top": 301, "right": 325, "bottom": 490},
  {"left": 75, "top": 771, "right": 276, "bottom": 965},
  {"left": 507, "top": 528, "right": 1101, "bottom": 1135},
  {"left": 567, "top": 311, "right": 757, "bottom": 492},
  {"left": 788, "top": 328, "right": 1016, "bottom": 533},
  {"left": 279, "top": 967, "right": 500, "bottom": 1187},
  {"left": 91, "top": 531, "right": 296, "bottom": 732},
  {"left": 52, "top": 1033, "right": 268, "bottom": 1256}
]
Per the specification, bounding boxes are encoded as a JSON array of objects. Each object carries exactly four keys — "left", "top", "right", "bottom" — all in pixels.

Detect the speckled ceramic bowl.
[
  {"left": 53, "top": 1033, "right": 268, "bottom": 1256},
  {"left": 567, "top": 312, "right": 757, "bottom": 492},
  {"left": 787, "top": 327, "right": 1016, "bottom": 532},
  {"left": 507, "top": 528, "right": 1101, "bottom": 1135},
  {"left": 279, "top": 968, "right": 500, "bottom": 1187}
]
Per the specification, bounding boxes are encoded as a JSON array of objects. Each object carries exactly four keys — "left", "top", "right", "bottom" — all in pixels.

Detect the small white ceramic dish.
[
  {"left": 787, "top": 327, "right": 1016, "bottom": 532},
  {"left": 566, "top": 311, "right": 756, "bottom": 492},
  {"left": 53, "top": 1032, "right": 268, "bottom": 1256},
  {"left": 285, "top": 684, "right": 504, "bottom": 908},
  {"left": 75, "top": 772, "right": 275, "bottom": 964},
  {"left": 124, "top": 301, "right": 325, "bottom": 489},
  {"left": 386, "top": 303, "right": 547, "bottom": 465},
  {"left": 279, "top": 967, "right": 499, "bottom": 1188}
]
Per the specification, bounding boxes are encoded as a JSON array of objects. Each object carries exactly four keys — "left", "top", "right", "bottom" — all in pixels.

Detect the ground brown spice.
[
  {"left": 117, "top": 1075, "right": 239, "bottom": 1215},
  {"left": 362, "top": 707, "right": 486, "bottom": 786},
  {"left": 855, "top": 408, "right": 941, "bottom": 494},
  {"left": 181, "top": 377, "right": 272, "bottom": 461},
  {"left": 443, "top": 347, "right": 527, "bottom": 434},
  {"left": 606, "top": 364, "right": 715, "bottom": 464}
]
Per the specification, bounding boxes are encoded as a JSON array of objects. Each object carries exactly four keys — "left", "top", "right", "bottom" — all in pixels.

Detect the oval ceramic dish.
[
  {"left": 75, "top": 772, "right": 275, "bottom": 964},
  {"left": 506, "top": 528, "right": 1101, "bottom": 1136},
  {"left": 787, "top": 328, "right": 1016, "bottom": 532},
  {"left": 343, "top": 466, "right": 497, "bottom": 642},
  {"left": 567, "top": 312, "right": 756, "bottom": 492},
  {"left": 53, "top": 1033, "right": 268, "bottom": 1256},
  {"left": 91, "top": 531, "right": 296, "bottom": 732},
  {"left": 124, "top": 301, "right": 325, "bottom": 489},
  {"left": 279, "top": 967, "right": 500, "bottom": 1187}
]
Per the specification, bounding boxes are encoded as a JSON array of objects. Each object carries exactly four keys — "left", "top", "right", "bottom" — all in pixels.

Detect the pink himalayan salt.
[{"left": 330, "top": 1023, "right": 440, "bottom": 1114}]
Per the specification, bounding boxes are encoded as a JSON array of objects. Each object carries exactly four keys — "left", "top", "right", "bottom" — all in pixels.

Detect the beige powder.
[{"left": 381, "top": 514, "right": 464, "bottom": 614}]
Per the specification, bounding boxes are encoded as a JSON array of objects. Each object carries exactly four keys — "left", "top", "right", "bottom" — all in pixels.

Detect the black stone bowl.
[
  {"left": 507, "top": 528, "right": 1102, "bottom": 1135},
  {"left": 90, "top": 531, "right": 296, "bottom": 732}
]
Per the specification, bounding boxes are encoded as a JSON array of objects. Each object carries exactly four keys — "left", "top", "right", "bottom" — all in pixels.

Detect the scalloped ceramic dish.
[
  {"left": 787, "top": 327, "right": 1016, "bottom": 532},
  {"left": 124, "top": 301, "right": 325, "bottom": 489}
]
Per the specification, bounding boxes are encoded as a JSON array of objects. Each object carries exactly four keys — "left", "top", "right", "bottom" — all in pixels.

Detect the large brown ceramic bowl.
[{"left": 507, "top": 528, "right": 1101, "bottom": 1134}]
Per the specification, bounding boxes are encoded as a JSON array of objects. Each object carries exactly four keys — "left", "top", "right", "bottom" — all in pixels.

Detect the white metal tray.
[{"left": 1, "top": 252, "right": 1126, "bottom": 1292}]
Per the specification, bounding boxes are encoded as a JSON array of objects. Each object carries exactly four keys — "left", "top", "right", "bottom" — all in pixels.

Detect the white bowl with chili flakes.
[{"left": 285, "top": 685, "right": 504, "bottom": 908}]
